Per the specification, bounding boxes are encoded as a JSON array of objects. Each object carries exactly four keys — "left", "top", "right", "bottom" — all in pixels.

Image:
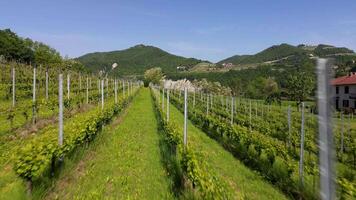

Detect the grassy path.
[
  {"left": 166, "top": 100, "right": 288, "bottom": 199},
  {"left": 46, "top": 88, "right": 173, "bottom": 199}
]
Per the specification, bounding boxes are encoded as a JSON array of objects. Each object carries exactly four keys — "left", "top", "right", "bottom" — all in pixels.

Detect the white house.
[{"left": 332, "top": 72, "right": 356, "bottom": 111}]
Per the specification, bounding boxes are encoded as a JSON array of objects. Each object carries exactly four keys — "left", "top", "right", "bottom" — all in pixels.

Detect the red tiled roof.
[{"left": 332, "top": 73, "right": 356, "bottom": 85}]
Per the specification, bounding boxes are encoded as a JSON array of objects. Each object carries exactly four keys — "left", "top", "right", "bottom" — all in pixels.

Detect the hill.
[
  {"left": 218, "top": 43, "right": 355, "bottom": 65},
  {"left": 76, "top": 44, "right": 205, "bottom": 76}
]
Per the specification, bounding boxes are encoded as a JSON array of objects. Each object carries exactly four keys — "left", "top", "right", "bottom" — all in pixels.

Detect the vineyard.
[{"left": 0, "top": 60, "right": 355, "bottom": 200}]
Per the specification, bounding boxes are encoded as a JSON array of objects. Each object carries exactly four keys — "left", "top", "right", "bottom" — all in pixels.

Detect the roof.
[{"left": 332, "top": 73, "right": 356, "bottom": 86}]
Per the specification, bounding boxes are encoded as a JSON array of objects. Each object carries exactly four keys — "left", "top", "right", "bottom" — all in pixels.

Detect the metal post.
[
  {"left": 167, "top": 89, "right": 170, "bottom": 122},
  {"left": 317, "top": 58, "right": 335, "bottom": 200},
  {"left": 184, "top": 88, "right": 188, "bottom": 148},
  {"left": 58, "top": 74, "right": 63, "bottom": 146},
  {"left": 299, "top": 102, "right": 305, "bottom": 187},
  {"left": 101, "top": 79, "right": 104, "bottom": 110},
  {"left": 12, "top": 67, "right": 15, "bottom": 107}
]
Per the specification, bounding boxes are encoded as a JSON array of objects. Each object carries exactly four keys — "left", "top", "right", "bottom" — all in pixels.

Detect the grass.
[
  {"left": 45, "top": 88, "right": 174, "bottom": 199},
  {"left": 164, "top": 98, "right": 289, "bottom": 200}
]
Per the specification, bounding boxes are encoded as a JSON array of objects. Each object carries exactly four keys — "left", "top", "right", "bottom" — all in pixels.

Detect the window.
[
  {"left": 345, "top": 86, "right": 349, "bottom": 94},
  {"left": 343, "top": 100, "right": 349, "bottom": 107},
  {"left": 336, "top": 86, "right": 339, "bottom": 94}
]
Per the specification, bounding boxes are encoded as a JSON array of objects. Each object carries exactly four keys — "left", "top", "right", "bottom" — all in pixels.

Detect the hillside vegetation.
[{"left": 76, "top": 44, "right": 204, "bottom": 76}]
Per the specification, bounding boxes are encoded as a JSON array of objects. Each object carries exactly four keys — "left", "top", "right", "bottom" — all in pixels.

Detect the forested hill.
[
  {"left": 76, "top": 44, "right": 205, "bottom": 76},
  {"left": 219, "top": 43, "right": 355, "bottom": 65}
]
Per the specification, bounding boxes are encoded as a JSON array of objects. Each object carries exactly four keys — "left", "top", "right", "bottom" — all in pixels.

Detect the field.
[{"left": 0, "top": 63, "right": 355, "bottom": 200}]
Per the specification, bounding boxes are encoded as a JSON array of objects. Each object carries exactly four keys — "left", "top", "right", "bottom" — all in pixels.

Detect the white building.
[{"left": 332, "top": 72, "right": 356, "bottom": 111}]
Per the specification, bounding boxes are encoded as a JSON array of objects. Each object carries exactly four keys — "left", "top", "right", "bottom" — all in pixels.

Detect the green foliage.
[
  {"left": 219, "top": 43, "right": 307, "bottom": 65},
  {"left": 76, "top": 44, "right": 204, "bottom": 76},
  {"left": 144, "top": 67, "right": 164, "bottom": 86},
  {"left": 0, "top": 29, "right": 34, "bottom": 63},
  {"left": 0, "top": 29, "right": 61, "bottom": 65},
  {"left": 285, "top": 72, "right": 314, "bottom": 105},
  {"left": 14, "top": 91, "right": 138, "bottom": 180}
]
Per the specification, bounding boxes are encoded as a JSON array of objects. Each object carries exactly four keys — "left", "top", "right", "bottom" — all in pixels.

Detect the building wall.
[{"left": 333, "top": 85, "right": 356, "bottom": 109}]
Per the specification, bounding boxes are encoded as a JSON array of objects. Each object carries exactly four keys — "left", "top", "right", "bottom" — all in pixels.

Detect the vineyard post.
[
  {"left": 231, "top": 96, "right": 234, "bottom": 125},
  {"left": 348, "top": 113, "right": 351, "bottom": 138},
  {"left": 46, "top": 67, "right": 49, "bottom": 100},
  {"left": 58, "top": 74, "right": 63, "bottom": 147},
  {"left": 193, "top": 89, "right": 195, "bottom": 108},
  {"left": 162, "top": 88, "right": 165, "bottom": 111},
  {"left": 86, "top": 76, "right": 89, "bottom": 104},
  {"left": 79, "top": 73, "right": 82, "bottom": 93},
  {"left": 211, "top": 94, "right": 213, "bottom": 109},
  {"left": 255, "top": 101, "right": 257, "bottom": 117},
  {"left": 299, "top": 102, "right": 305, "bottom": 188},
  {"left": 249, "top": 100, "right": 252, "bottom": 132},
  {"left": 183, "top": 87, "right": 188, "bottom": 148},
  {"left": 115, "top": 79, "right": 118, "bottom": 104},
  {"left": 106, "top": 77, "right": 108, "bottom": 97},
  {"left": 101, "top": 79, "right": 104, "bottom": 110},
  {"left": 122, "top": 80, "right": 125, "bottom": 98},
  {"left": 340, "top": 112, "right": 344, "bottom": 158},
  {"left": 317, "top": 58, "right": 335, "bottom": 200},
  {"left": 206, "top": 93, "right": 209, "bottom": 116},
  {"left": 167, "top": 89, "right": 170, "bottom": 122},
  {"left": 97, "top": 79, "right": 100, "bottom": 105},
  {"left": 12, "top": 67, "right": 15, "bottom": 107},
  {"left": 67, "top": 74, "right": 70, "bottom": 100},
  {"left": 287, "top": 105, "right": 291, "bottom": 148},
  {"left": 32, "top": 65, "right": 36, "bottom": 124}
]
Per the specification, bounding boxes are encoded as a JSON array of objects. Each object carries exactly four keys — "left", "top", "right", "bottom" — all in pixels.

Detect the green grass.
[
  {"left": 165, "top": 99, "right": 289, "bottom": 200},
  {"left": 45, "top": 88, "right": 174, "bottom": 199}
]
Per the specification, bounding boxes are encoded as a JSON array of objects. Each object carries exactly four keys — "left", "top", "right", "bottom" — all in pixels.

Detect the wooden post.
[
  {"left": 317, "top": 58, "right": 335, "bottom": 200},
  {"left": 299, "top": 102, "right": 305, "bottom": 188},
  {"left": 183, "top": 88, "right": 188, "bottom": 148}
]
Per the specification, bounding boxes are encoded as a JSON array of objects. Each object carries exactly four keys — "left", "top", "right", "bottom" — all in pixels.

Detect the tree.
[
  {"left": 144, "top": 67, "right": 164, "bottom": 86},
  {"left": 285, "top": 72, "right": 314, "bottom": 106}
]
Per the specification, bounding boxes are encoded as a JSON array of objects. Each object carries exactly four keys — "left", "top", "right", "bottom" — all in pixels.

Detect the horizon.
[{"left": 1, "top": 0, "right": 356, "bottom": 62}]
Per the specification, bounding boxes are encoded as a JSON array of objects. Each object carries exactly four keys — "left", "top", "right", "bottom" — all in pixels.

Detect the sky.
[{"left": 1, "top": 0, "right": 356, "bottom": 62}]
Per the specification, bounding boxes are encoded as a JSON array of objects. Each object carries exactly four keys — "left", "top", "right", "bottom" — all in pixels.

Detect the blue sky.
[{"left": 1, "top": 0, "right": 356, "bottom": 62}]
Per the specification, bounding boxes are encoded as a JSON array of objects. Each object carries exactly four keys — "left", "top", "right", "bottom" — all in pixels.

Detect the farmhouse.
[{"left": 332, "top": 72, "right": 356, "bottom": 111}]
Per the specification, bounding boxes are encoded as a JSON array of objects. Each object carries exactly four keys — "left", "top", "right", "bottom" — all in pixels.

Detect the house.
[{"left": 332, "top": 72, "right": 356, "bottom": 111}]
